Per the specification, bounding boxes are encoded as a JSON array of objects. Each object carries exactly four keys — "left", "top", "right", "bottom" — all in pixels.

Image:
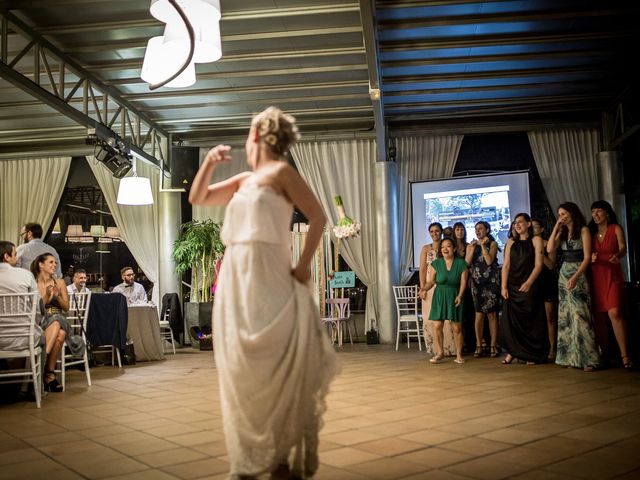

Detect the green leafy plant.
[{"left": 172, "top": 219, "right": 224, "bottom": 302}]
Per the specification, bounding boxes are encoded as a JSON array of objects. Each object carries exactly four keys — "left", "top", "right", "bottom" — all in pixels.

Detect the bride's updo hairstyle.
[{"left": 252, "top": 106, "right": 301, "bottom": 157}]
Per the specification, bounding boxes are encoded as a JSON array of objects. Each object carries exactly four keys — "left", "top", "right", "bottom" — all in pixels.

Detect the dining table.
[{"left": 126, "top": 304, "right": 165, "bottom": 361}]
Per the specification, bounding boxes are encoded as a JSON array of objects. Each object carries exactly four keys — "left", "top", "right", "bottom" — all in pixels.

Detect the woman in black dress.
[
  {"left": 532, "top": 218, "right": 558, "bottom": 360},
  {"left": 499, "top": 213, "right": 549, "bottom": 364}
]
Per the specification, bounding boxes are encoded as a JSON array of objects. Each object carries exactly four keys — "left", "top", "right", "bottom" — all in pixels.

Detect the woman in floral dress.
[
  {"left": 547, "top": 202, "right": 599, "bottom": 371},
  {"left": 465, "top": 221, "right": 500, "bottom": 358}
]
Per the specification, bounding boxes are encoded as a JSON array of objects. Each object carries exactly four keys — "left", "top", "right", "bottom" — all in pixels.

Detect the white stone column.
[
  {"left": 158, "top": 188, "right": 182, "bottom": 316},
  {"left": 374, "top": 161, "right": 400, "bottom": 343}
]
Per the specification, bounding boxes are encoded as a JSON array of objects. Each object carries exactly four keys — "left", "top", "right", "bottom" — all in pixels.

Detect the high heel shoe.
[
  {"left": 622, "top": 355, "right": 634, "bottom": 370},
  {"left": 501, "top": 354, "right": 514, "bottom": 364},
  {"left": 474, "top": 347, "right": 483, "bottom": 358},
  {"left": 44, "top": 371, "right": 63, "bottom": 393},
  {"left": 490, "top": 346, "right": 498, "bottom": 358}
]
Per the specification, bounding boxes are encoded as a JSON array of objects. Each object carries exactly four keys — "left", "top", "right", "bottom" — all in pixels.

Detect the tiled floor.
[{"left": 1, "top": 344, "right": 640, "bottom": 480}]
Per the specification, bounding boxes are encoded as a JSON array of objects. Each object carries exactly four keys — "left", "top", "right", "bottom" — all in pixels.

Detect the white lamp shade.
[
  {"left": 105, "top": 226, "right": 121, "bottom": 238},
  {"left": 150, "top": 0, "right": 221, "bottom": 24},
  {"left": 163, "top": 16, "right": 221, "bottom": 63},
  {"left": 52, "top": 219, "right": 62, "bottom": 234},
  {"left": 141, "top": 36, "right": 196, "bottom": 88},
  {"left": 66, "top": 224, "right": 83, "bottom": 237},
  {"left": 90, "top": 225, "right": 105, "bottom": 237},
  {"left": 117, "top": 176, "right": 154, "bottom": 205}
]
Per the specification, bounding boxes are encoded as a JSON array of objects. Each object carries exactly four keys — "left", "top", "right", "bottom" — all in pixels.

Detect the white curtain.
[
  {"left": 291, "top": 139, "right": 378, "bottom": 329},
  {"left": 396, "top": 136, "right": 463, "bottom": 283},
  {"left": 528, "top": 129, "right": 600, "bottom": 216},
  {"left": 192, "top": 148, "right": 249, "bottom": 222},
  {"left": 0, "top": 157, "right": 71, "bottom": 244},
  {"left": 87, "top": 157, "right": 161, "bottom": 305}
]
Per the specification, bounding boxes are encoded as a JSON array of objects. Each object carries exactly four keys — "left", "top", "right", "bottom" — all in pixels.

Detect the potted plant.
[{"left": 172, "top": 219, "right": 225, "bottom": 343}]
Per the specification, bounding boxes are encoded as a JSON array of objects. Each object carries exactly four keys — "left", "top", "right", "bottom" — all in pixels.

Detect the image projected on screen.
[
  {"left": 410, "top": 171, "right": 530, "bottom": 269},
  {"left": 424, "top": 185, "right": 512, "bottom": 250}
]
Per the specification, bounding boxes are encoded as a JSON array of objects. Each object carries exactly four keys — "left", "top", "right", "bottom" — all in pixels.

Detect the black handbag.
[{"left": 366, "top": 319, "right": 379, "bottom": 344}]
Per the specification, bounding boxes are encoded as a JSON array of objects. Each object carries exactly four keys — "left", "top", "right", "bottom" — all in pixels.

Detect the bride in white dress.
[{"left": 189, "top": 107, "right": 339, "bottom": 480}]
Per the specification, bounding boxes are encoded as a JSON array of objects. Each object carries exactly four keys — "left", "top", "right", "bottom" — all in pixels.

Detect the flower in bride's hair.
[{"left": 264, "top": 133, "right": 278, "bottom": 146}]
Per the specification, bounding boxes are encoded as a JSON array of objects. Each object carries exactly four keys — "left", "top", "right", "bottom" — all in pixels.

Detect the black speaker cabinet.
[{"left": 171, "top": 146, "right": 200, "bottom": 189}]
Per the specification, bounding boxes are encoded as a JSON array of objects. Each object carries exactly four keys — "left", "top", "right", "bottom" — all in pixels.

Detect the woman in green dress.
[{"left": 424, "top": 237, "right": 469, "bottom": 364}]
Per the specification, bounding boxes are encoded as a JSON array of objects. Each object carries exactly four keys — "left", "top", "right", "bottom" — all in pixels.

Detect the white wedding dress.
[{"left": 213, "top": 180, "right": 340, "bottom": 478}]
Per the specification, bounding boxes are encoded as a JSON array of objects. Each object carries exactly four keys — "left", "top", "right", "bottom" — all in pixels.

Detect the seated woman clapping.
[{"left": 31, "top": 253, "right": 69, "bottom": 392}]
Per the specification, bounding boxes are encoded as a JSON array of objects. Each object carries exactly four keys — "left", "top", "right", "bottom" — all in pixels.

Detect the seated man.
[
  {"left": 0, "top": 241, "right": 43, "bottom": 350},
  {"left": 67, "top": 268, "right": 89, "bottom": 310},
  {"left": 112, "top": 267, "right": 147, "bottom": 306},
  {"left": 67, "top": 268, "right": 89, "bottom": 296}
]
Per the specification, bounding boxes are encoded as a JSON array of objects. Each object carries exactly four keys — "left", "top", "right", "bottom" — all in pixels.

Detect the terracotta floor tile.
[
  {"left": 1, "top": 345, "right": 640, "bottom": 480},
  {"left": 355, "top": 437, "right": 425, "bottom": 456}
]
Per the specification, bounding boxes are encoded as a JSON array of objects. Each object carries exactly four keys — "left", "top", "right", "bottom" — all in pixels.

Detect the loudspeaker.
[{"left": 171, "top": 146, "right": 200, "bottom": 189}]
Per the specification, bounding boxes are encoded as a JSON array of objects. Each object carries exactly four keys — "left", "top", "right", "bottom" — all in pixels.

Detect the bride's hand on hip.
[
  {"left": 204, "top": 145, "right": 232, "bottom": 165},
  {"left": 291, "top": 265, "right": 310, "bottom": 284}
]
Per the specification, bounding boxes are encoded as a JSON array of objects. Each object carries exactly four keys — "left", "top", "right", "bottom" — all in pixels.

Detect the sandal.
[
  {"left": 44, "top": 371, "right": 63, "bottom": 393},
  {"left": 583, "top": 365, "right": 596, "bottom": 372},
  {"left": 474, "top": 347, "right": 483, "bottom": 358},
  {"left": 454, "top": 357, "right": 465, "bottom": 364},
  {"left": 622, "top": 355, "right": 634, "bottom": 370},
  {"left": 490, "top": 346, "right": 498, "bottom": 358},
  {"left": 501, "top": 354, "right": 514, "bottom": 365},
  {"left": 430, "top": 354, "right": 444, "bottom": 364}
]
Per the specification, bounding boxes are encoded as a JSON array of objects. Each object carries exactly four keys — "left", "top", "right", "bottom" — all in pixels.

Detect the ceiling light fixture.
[
  {"left": 117, "top": 158, "right": 154, "bottom": 206},
  {"left": 141, "top": 0, "right": 222, "bottom": 89}
]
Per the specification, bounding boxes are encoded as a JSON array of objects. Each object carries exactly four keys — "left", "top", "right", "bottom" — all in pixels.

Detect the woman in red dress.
[{"left": 589, "top": 200, "right": 632, "bottom": 369}]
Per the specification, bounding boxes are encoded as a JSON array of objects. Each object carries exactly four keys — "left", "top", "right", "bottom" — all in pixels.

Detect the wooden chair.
[{"left": 321, "top": 298, "right": 353, "bottom": 347}]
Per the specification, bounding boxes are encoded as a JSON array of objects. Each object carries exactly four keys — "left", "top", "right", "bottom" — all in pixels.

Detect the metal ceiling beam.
[
  {"left": 381, "top": 49, "right": 616, "bottom": 68},
  {"left": 385, "top": 92, "right": 612, "bottom": 111},
  {"left": 143, "top": 94, "right": 370, "bottom": 112},
  {"left": 106, "top": 64, "right": 369, "bottom": 86},
  {"left": 384, "top": 79, "right": 608, "bottom": 97},
  {"left": 122, "top": 80, "right": 368, "bottom": 102},
  {"left": 382, "top": 65, "right": 612, "bottom": 84},
  {"left": 0, "top": 8, "right": 168, "bottom": 168},
  {"left": 62, "top": 26, "right": 364, "bottom": 54},
  {"left": 380, "top": 30, "right": 636, "bottom": 51},
  {"left": 29, "top": 3, "right": 361, "bottom": 34},
  {"left": 377, "top": 7, "right": 632, "bottom": 29},
  {"left": 153, "top": 105, "right": 374, "bottom": 125},
  {"left": 358, "top": 0, "right": 385, "bottom": 162},
  {"left": 79, "top": 47, "right": 365, "bottom": 71}
]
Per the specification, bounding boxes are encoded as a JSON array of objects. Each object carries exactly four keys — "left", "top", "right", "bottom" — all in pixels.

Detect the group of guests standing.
[{"left": 418, "top": 200, "right": 632, "bottom": 371}]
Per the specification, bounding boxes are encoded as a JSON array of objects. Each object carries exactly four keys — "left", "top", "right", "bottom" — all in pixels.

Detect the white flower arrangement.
[{"left": 332, "top": 195, "right": 361, "bottom": 239}]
